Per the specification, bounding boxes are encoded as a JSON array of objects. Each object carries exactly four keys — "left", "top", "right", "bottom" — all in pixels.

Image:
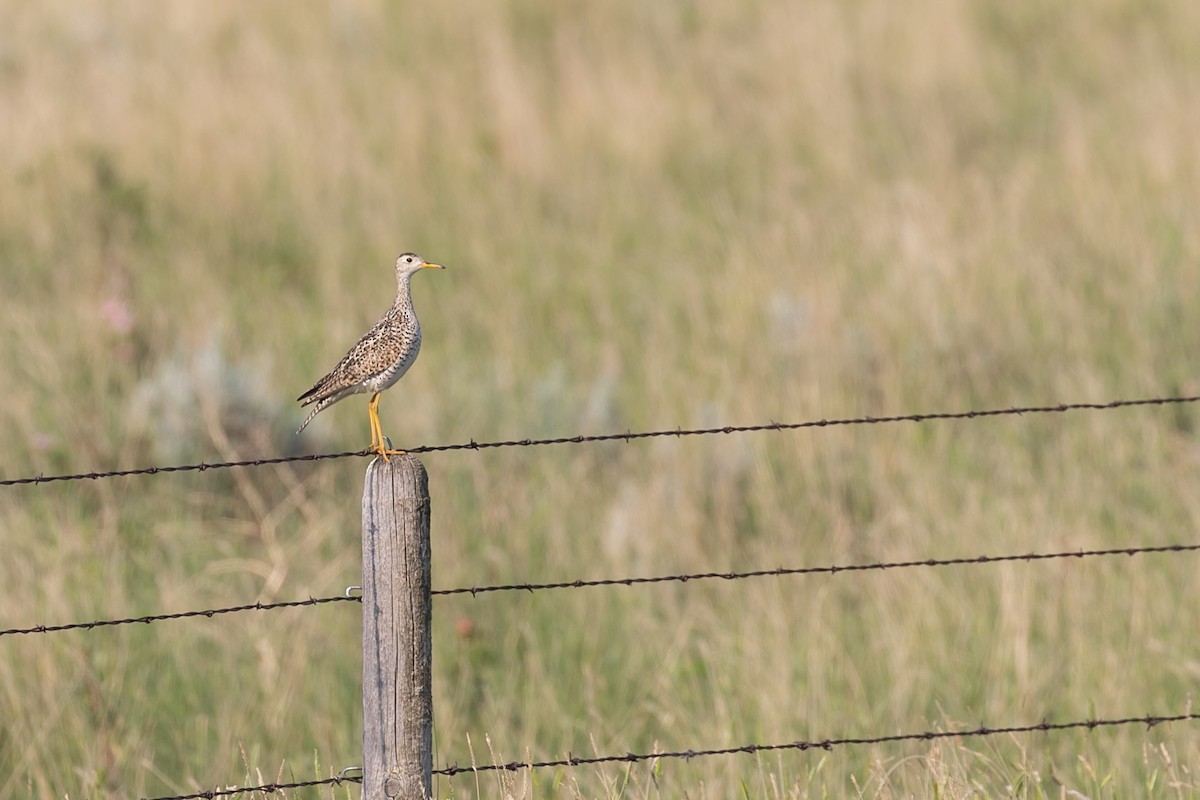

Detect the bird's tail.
[{"left": 296, "top": 396, "right": 333, "bottom": 434}]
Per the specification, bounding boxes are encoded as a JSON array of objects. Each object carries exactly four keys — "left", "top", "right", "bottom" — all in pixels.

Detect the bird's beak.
[{"left": 422, "top": 262, "right": 445, "bottom": 269}]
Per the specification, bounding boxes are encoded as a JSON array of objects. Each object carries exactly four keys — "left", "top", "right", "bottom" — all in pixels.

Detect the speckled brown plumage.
[{"left": 297, "top": 252, "right": 445, "bottom": 458}]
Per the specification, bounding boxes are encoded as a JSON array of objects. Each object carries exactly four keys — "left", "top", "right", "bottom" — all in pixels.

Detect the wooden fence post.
[{"left": 361, "top": 454, "right": 432, "bottom": 800}]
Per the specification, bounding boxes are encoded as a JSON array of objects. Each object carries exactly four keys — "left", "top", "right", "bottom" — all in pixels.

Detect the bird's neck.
[{"left": 392, "top": 273, "right": 416, "bottom": 311}]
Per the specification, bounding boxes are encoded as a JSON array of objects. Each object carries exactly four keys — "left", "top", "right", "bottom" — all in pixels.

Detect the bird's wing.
[{"left": 297, "top": 313, "right": 397, "bottom": 406}]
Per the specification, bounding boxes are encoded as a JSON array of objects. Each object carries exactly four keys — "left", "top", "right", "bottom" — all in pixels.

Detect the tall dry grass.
[{"left": 1, "top": 1, "right": 1200, "bottom": 797}]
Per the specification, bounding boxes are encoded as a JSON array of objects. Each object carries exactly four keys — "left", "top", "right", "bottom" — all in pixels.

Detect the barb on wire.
[
  {"left": 4, "top": 542, "right": 1196, "bottom": 638},
  {"left": 435, "top": 711, "right": 1199, "bottom": 776},
  {"left": 142, "top": 772, "right": 361, "bottom": 800},
  {"left": 2, "top": 395, "right": 1197, "bottom": 487}
]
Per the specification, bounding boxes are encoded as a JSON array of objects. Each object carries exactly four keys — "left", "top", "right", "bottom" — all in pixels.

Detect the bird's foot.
[{"left": 371, "top": 436, "right": 407, "bottom": 463}]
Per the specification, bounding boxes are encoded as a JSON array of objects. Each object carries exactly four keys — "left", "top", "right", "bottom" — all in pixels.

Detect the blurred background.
[{"left": 1, "top": 1, "right": 1199, "bottom": 797}]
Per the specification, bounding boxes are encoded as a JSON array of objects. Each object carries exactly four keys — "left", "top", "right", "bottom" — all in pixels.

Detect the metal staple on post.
[{"left": 361, "top": 455, "right": 433, "bottom": 800}]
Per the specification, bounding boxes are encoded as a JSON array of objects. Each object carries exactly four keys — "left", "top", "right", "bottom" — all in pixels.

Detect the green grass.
[{"left": 2, "top": 1, "right": 1200, "bottom": 797}]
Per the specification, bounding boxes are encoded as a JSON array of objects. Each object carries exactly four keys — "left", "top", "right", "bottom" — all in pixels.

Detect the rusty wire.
[
  {"left": 4, "top": 542, "right": 1195, "bottom": 638},
  {"left": 0, "top": 595, "right": 354, "bottom": 637},
  {"left": 142, "top": 773, "right": 361, "bottom": 800},
  {"left": 141, "top": 711, "right": 1198, "bottom": 798},
  {"left": 433, "top": 542, "right": 1200, "bottom": 597},
  {"left": 433, "top": 711, "right": 1199, "bottom": 775},
  {"left": 2, "top": 395, "right": 1196, "bottom": 487},
  {"left": 0, "top": 449, "right": 364, "bottom": 487}
]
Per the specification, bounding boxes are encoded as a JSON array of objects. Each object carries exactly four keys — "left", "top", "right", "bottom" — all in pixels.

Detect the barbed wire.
[
  {"left": 143, "top": 772, "right": 361, "bottom": 800},
  {"left": 5, "top": 542, "right": 1195, "bottom": 638},
  {"left": 0, "top": 449, "right": 365, "bottom": 487},
  {"left": 435, "top": 712, "right": 1199, "bottom": 776},
  {"left": 433, "top": 542, "right": 1200, "bottom": 596},
  {"left": 141, "top": 711, "right": 1198, "bottom": 798},
  {"left": 2, "top": 395, "right": 1196, "bottom": 487},
  {"left": 0, "top": 594, "right": 355, "bottom": 638}
]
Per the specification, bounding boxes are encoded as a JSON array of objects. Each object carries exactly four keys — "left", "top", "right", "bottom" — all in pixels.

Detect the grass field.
[{"left": 2, "top": 1, "right": 1200, "bottom": 797}]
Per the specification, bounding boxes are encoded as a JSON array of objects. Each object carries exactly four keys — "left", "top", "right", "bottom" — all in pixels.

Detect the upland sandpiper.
[{"left": 296, "top": 252, "right": 445, "bottom": 461}]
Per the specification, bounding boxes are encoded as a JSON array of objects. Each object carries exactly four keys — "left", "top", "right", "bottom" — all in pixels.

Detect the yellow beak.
[{"left": 422, "top": 262, "right": 445, "bottom": 269}]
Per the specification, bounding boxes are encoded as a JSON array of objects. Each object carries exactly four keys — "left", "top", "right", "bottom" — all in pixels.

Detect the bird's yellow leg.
[
  {"left": 367, "top": 393, "right": 390, "bottom": 462},
  {"left": 375, "top": 394, "right": 408, "bottom": 458},
  {"left": 366, "top": 394, "right": 378, "bottom": 451}
]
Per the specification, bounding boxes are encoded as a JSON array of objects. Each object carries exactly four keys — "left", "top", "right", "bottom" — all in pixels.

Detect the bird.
[{"left": 296, "top": 252, "right": 445, "bottom": 462}]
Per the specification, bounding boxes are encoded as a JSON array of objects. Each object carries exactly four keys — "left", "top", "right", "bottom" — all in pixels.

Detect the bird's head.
[{"left": 395, "top": 252, "right": 445, "bottom": 277}]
